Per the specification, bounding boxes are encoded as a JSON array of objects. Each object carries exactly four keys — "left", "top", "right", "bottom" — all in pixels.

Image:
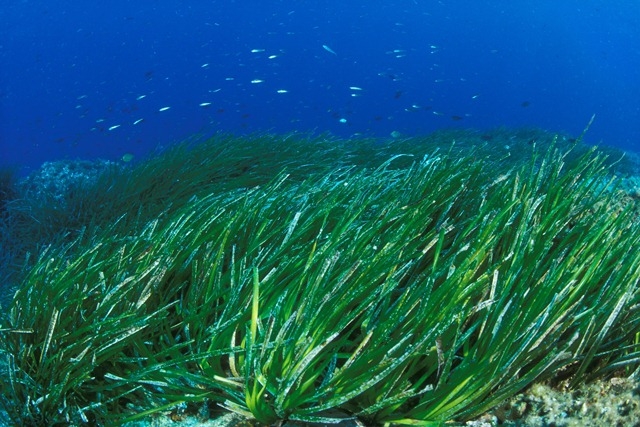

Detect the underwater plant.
[{"left": 1, "top": 132, "right": 639, "bottom": 426}]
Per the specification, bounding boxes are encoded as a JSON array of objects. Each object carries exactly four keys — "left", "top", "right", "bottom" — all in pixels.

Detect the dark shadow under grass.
[{"left": 1, "top": 130, "right": 640, "bottom": 426}]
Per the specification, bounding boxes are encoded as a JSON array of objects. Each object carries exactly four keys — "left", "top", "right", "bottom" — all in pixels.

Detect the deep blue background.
[{"left": 1, "top": 1, "right": 639, "bottom": 175}]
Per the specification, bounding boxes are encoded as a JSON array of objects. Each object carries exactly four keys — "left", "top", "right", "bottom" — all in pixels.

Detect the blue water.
[{"left": 1, "top": 1, "right": 639, "bottom": 175}]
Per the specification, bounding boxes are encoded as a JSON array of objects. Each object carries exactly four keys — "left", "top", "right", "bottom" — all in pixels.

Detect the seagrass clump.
[{"left": 1, "top": 133, "right": 640, "bottom": 426}]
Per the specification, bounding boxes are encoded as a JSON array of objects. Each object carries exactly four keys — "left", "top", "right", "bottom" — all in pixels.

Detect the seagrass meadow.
[{"left": 2, "top": 130, "right": 640, "bottom": 426}]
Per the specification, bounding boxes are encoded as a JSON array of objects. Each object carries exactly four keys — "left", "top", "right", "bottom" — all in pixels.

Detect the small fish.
[
  {"left": 133, "top": 118, "right": 144, "bottom": 125},
  {"left": 268, "top": 55, "right": 278, "bottom": 59},
  {"left": 199, "top": 102, "right": 212, "bottom": 107},
  {"left": 276, "top": 89, "right": 288, "bottom": 94},
  {"left": 136, "top": 95, "right": 147, "bottom": 100},
  {"left": 251, "top": 79, "right": 264, "bottom": 84},
  {"left": 250, "top": 49, "right": 265, "bottom": 53},
  {"left": 322, "top": 44, "right": 337, "bottom": 55},
  {"left": 121, "top": 153, "right": 135, "bottom": 162},
  {"left": 349, "top": 86, "right": 363, "bottom": 91},
  {"left": 158, "top": 106, "right": 171, "bottom": 112},
  {"left": 201, "top": 63, "right": 209, "bottom": 68},
  {"left": 108, "top": 125, "right": 121, "bottom": 131}
]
